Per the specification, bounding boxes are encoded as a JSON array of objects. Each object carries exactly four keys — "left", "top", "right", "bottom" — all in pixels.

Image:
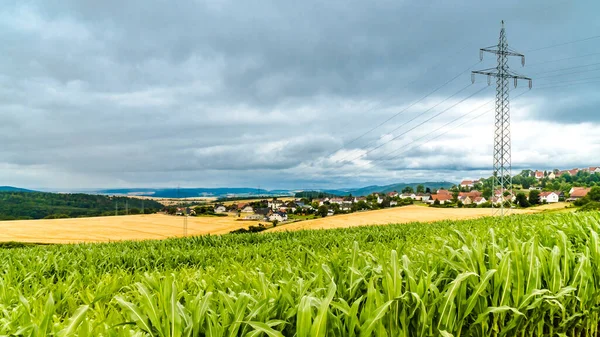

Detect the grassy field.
[
  {"left": 0, "top": 203, "right": 572, "bottom": 243},
  {"left": 0, "top": 212, "right": 598, "bottom": 335}
]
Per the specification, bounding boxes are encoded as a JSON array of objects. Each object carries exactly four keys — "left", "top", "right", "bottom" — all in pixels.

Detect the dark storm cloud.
[{"left": 0, "top": 0, "right": 598, "bottom": 189}]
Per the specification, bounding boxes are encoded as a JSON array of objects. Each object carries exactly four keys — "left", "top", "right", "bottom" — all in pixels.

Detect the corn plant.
[{"left": 0, "top": 212, "right": 599, "bottom": 336}]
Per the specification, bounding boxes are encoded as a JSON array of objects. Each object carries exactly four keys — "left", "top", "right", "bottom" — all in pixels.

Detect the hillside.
[
  {"left": 98, "top": 187, "right": 292, "bottom": 198},
  {"left": 323, "top": 181, "right": 455, "bottom": 196},
  {"left": 0, "top": 192, "right": 163, "bottom": 220},
  {"left": 0, "top": 186, "right": 36, "bottom": 192},
  {"left": 99, "top": 182, "right": 455, "bottom": 199}
]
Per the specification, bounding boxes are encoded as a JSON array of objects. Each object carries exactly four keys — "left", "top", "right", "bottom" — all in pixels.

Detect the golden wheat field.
[
  {"left": 0, "top": 203, "right": 570, "bottom": 244},
  {"left": 0, "top": 214, "right": 261, "bottom": 244},
  {"left": 267, "top": 203, "right": 570, "bottom": 232}
]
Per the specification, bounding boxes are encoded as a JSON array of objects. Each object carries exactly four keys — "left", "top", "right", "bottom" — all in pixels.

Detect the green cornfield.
[{"left": 1, "top": 212, "right": 600, "bottom": 336}]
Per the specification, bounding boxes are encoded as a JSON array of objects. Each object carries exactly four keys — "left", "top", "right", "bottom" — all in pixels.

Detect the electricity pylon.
[{"left": 471, "top": 21, "right": 532, "bottom": 217}]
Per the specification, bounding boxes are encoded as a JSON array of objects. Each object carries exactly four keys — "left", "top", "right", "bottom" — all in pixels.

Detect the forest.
[{"left": 0, "top": 192, "right": 163, "bottom": 220}]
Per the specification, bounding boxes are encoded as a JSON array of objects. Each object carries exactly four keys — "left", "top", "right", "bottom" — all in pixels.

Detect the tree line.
[{"left": 0, "top": 192, "right": 163, "bottom": 220}]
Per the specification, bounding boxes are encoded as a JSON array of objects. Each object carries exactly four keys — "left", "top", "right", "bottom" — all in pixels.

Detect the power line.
[
  {"left": 529, "top": 61, "right": 600, "bottom": 76},
  {"left": 535, "top": 67, "right": 600, "bottom": 80},
  {"left": 384, "top": 89, "right": 530, "bottom": 164},
  {"left": 526, "top": 34, "right": 600, "bottom": 52},
  {"left": 325, "top": 61, "right": 481, "bottom": 158},
  {"left": 534, "top": 78, "right": 600, "bottom": 90},
  {"left": 342, "top": 85, "right": 489, "bottom": 163},
  {"left": 334, "top": 83, "right": 474, "bottom": 163},
  {"left": 527, "top": 52, "right": 600, "bottom": 67}
]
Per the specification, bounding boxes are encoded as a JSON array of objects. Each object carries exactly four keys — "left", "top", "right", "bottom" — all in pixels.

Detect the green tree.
[
  {"left": 482, "top": 188, "right": 492, "bottom": 199},
  {"left": 317, "top": 205, "right": 328, "bottom": 217},
  {"left": 528, "top": 190, "right": 541, "bottom": 205},
  {"left": 515, "top": 193, "right": 530, "bottom": 208},
  {"left": 588, "top": 186, "right": 600, "bottom": 202},
  {"left": 402, "top": 186, "right": 414, "bottom": 194},
  {"left": 416, "top": 185, "right": 425, "bottom": 193}
]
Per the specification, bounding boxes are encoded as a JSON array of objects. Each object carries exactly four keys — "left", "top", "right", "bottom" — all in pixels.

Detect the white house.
[
  {"left": 473, "top": 197, "right": 487, "bottom": 205},
  {"left": 268, "top": 200, "right": 284, "bottom": 210},
  {"left": 590, "top": 167, "right": 600, "bottom": 173},
  {"left": 418, "top": 193, "right": 431, "bottom": 202},
  {"left": 241, "top": 205, "right": 254, "bottom": 213},
  {"left": 460, "top": 180, "right": 474, "bottom": 188},
  {"left": 268, "top": 211, "right": 288, "bottom": 222},
  {"left": 329, "top": 198, "right": 344, "bottom": 205},
  {"left": 401, "top": 193, "right": 417, "bottom": 200},
  {"left": 340, "top": 201, "right": 353, "bottom": 211},
  {"left": 539, "top": 191, "right": 560, "bottom": 203},
  {"left": 390, "top": 200, "right": 398, "bottom": 206},
  {"left": 214, "top": 205, "right": 227, "bottom": 213}
]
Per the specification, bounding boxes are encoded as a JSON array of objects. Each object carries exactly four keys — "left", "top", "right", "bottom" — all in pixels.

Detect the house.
[
  {"left": 353, "top": 197, "right": 367, "bottom": 203},
  {"left": 214, "top": 205, "right": 227, "bottom": 213},
  {"left": 437, "top": 189, "right": 451, "bottom": 195},
  {"left": 590, "top": 167, "right": 600, "bottom": 173},
  {"left": 460, "top": 180, "right": 474, "bottom": 188},
  {"left": 568, "top": 187, "right": 591, "bottom": 201},
  {"left": 459, "top": 191, "right": 482, "bottom": 199},
  {"left": 268, "top": 199, "right": 284, "bottom": 210},
  {"left": 533, "top": 171, "right": 544, "bottom": 179},
  {"left": 340, "top": 201, "right": 353, "bottom": 211},
  {"left": 240, "top": 205, "right": 254, "bottom": 213},
  {"left": 284, "top": 202, "right": 298, "bottom": 213},
  {"left": 547, "top": 172, "right": 556, "bottom": 180},
  {"left": 401, "top": 193, "right": 416, "bottom": 200},
  {"left": 387, "top": 191, "right": 399, "bottom": 198},
  {"left": 473, "top": 197, "right": 487, "bottom": 205},
  {"left": 329, "top": 198, "right": 345, "bottom": 205},
  {"left": 372, "top": 193, "right": 383, "bottom": 204},
  {"left": 318, "top": 198, "right": 332, "bottom": 206},
  {"left": 458, "top": 196, "right": 473, "bottom": 205},
  {"left": 243, "top": 214, "right": 264, "bottom": 220},
  {"left": 254, "top": 208, "right": 272, "bottom": 218},
  {"left": 539, "top": 191, "right": 560, "bottom": 203},
  {"left": 269, "top": 211, "right": 288, "bottom": 222},
  {"left": 417, "top": 193, "right": 431, "bottom": 202},
  {"left": 390, "top": 200, "right": 398, "bottom": 206},
  {"left": 429, "top": 194, "right": 453, "bottom": 205}
]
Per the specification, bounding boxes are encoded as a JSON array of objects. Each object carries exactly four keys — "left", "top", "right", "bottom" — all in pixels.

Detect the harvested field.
[
  {"left": 0, "top": 203, "right": 571, "bottom": 243},
  {"left": 0, "top": 214, "right": 260, "bottom": 244},
  {"left": 267, "top": 203, "right": 570, "bottom": 232}
]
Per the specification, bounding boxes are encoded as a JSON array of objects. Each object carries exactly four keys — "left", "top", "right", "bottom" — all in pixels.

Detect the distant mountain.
[
  {"left": 0, "top": 186, "right": 36, "bottom": 192},
  {"left": 322, "top": 181, "right": 455, "bottom": 197},
  {"left": 97, "top": 182, "right": 455, "bottom": 198},
  {"left": 97, "top": 188, "right": 294, "bottom": 198}
]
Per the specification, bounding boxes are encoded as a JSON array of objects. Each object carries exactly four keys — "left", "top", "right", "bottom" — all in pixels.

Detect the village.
[{"left": 199, "top": 166, "right": 599, "bottom": 223}]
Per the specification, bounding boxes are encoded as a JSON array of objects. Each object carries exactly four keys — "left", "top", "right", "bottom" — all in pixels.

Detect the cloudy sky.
[{"left": 1, "top": 0, "right": 599, "bottom": 190}]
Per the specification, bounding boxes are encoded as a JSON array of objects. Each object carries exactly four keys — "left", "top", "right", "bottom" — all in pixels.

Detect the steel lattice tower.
[{"left": 472, "top": 21, "right": 531, "bottom": 216}]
